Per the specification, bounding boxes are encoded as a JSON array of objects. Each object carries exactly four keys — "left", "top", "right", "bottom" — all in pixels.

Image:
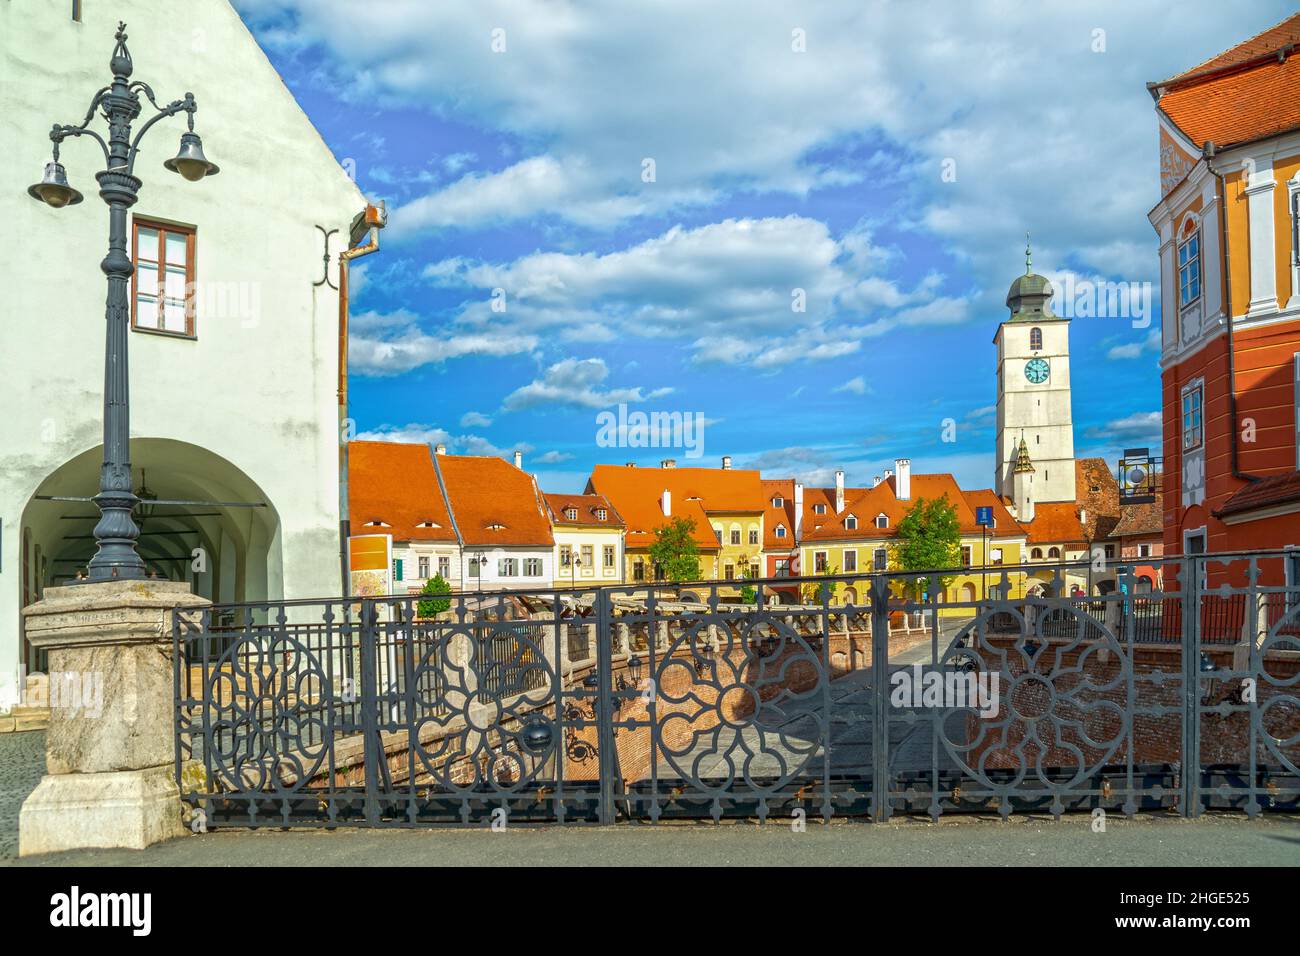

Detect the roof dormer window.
[
  {"left": 875, "top": 514, "right": 888, "bottom": 529},
  {"left": 595, "top": 508, "right": 607, "bottom": 521},
  {"left": 364, "top": 520, "right": 391, "bottom": 528},
  {"left": 775, "top": 524, "right": 787, "bottom": 538},
  {"left": 564, "top": 507, "right": 578, "bottom": 520},
  {"left": 416, "top": 520, "right": 440, "bottom": 529},
  {"left": 486, "top": 522, "right": 507, "bottom": 531},
  {"left": 771, "top": 496, "right": 783, "bottom": 508},
  {"left": 813, "top": 503, "right": 827, "bottom": 515},
  {"left": 844, "top": 515, "right": 858, "bottom": 530}
]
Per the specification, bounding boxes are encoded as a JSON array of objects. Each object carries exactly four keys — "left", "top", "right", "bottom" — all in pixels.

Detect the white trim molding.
[
  {"left": 1288, "top": 170, "right": 1300, "bottom": 311},
  {"left": 1243, "top": 155, "right": 1279, "bottom": 318}
]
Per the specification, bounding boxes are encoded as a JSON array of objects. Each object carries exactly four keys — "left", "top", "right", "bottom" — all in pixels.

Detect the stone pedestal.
[{"left": 18, "top": 579, "right": 209, "bottom": 857}]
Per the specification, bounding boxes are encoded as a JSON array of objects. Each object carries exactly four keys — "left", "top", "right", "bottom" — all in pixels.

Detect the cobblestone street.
[{"left": 0, "top": 732, "right": 45, "bottom": 864}]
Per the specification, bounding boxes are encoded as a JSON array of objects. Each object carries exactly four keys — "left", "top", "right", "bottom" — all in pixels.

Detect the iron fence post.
[
  {"left": 1181, "top": 555, "right": 1202, "bottom": 817},
  {"left": 359, "top": 599, "right": 382, "bottom": 825},
  {"left": 870, "top": 574, "right": 891, "bottom": 822},
  {"left": 594, "top": 588, "right": 617, "bottom": 824}
]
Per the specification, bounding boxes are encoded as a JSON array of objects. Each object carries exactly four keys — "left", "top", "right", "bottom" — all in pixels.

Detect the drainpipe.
[
  {"left": 337, "top": 202, "right": 387, "bottom": 596},
  {"left": 1205, "top": 147, "right": 1261, "bottom": 487}
]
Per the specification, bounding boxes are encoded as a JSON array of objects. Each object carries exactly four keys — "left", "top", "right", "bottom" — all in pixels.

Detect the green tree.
[
  {"left": 738, "top": 562, "right": 758, "bottom": 604},
  {"left": 649, "top": 516, "right": 702, "bottom": 582},
  {"left": 892, "top": 494, "right": 962, "bottom": 598},
  {"left": 800, "top": 564, "right": 839, "bottom": 604},
  {"left": 416, "top": 572, "right": 452, "bottom": 618}
]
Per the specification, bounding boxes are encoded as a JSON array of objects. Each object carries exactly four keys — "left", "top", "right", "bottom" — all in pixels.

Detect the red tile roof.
[
  {"left": 437, "top": 454, "right": 554, "bottom": 547},
  {"left": 800, "top": 473, "right": 997, "bottom": 541},
  {"left": 761, "top": 478, "right": 797, "bottom": 549},
  {"left": 348, "top": 441, "right": 457, "bottom": 543},
  {"left": 544, "top": 493, "right": 624, "bottom": 528},
  {"left": 1215, "top": 472, "right": 1300, "bottom": 519},
  {"left": 1020, "top": 502, "right": 1086, "bottom": 545},
  {"left": 960, "top": 489, "right": 1028, "bottom": 538},
  {"left": 1156, "top": 14, "right": 1300, "bottom": 150},
  {"left": 586, "top": 464, "right": 763, "bottom": 551}
]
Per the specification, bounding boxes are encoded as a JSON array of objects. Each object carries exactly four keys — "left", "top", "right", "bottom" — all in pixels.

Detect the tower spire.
[{"left": 1024, "top": 232, "right": 1032, "bottom": 275}]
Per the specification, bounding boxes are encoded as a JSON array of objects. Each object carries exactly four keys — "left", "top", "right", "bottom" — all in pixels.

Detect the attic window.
[
  {"left": 875, "top": 514, "right": 888, "bottom": 529},
  {"left": 417, "top": 520, "right": 440, "bottom": 529},
  {"left": 844, "top": 515, "right": 858, "bottom": 530},
  {"left": 771, "top": 496, "right": 783, "bottom": 507},
  {"left": 595, "top": 508, "right": 607, "bottom": 521},
  {"left": 486, "top": 522, "right": 507, "bottom": 531},
  {"left": 364, "top": 520, "right": 391, "bottom": 528},
  {"left": 813, "top": 504, "right": 827, "bottom": 515},
  {"left": 564, "top": 508, "right": 578, "bottom": 520},
  {"left": 775, "top": 524, "right": 787, "bottom": 538},
  {"left": 1091, "top": 485, "right": 1100, "bottom": 493}
]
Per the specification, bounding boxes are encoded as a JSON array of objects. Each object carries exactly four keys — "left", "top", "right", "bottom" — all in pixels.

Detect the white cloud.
[
  {"left": 1107, "top": 330, "right": 1162, "bottom": 360},
  {"left": 834, "top": 376, "right": 870, "bottom": 396},
  {"left": 354, "top": 423, "right": 533, "bottom": 460},
  {"left": 460, "top": 411, "right": 493, "bottom": 427},
  {"left": 501, "top": 357, "right": 672, "bottom": 411}
]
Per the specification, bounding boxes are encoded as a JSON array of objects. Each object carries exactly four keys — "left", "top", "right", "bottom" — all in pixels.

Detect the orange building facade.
[{"left": 1148, "top": 14, "right": 1300, "bottom": 584}]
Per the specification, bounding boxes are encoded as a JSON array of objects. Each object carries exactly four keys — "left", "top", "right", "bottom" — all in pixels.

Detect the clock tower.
[{"left": 994, "top": 242, "right": 1076, "bottom": 507}]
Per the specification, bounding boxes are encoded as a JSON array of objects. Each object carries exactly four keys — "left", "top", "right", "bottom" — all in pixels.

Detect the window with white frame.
[
  {"left": 438, "top": 556, "right": 450, "bottom": 578},
  {"left": 1182, "top": 380, "right": 1204, "bottom": 451},
  {"left": 843, "top": 549, "right": 857, "bottom": 572},
  {"left": 603, "top": 545, "right": 615, "bottom": 568},
  {"left": 775, "top": 524, "right": 787, "bottom": 539},
  {"left": 418, "top": 556, "right": 429, "bottom": 579},
  {"left": 730, "top": 528, "right": 741, "bottom": 545},
  {"left": 814, "top": 551, "right": 828, "bottom": 573},
  {"left": 748, "top": 529, "right": 759, "bottom": 545},
  {"left": 498, "top": 557, "right": 519, "bottom": 576},
  {"left": 524, "top": 558, "right": 543, "bottom": 577},
  {"left": 845, "top": 515, "right": 857, "bottom": 530},
  {"left": 814, "top": 503, "right": 826, "bottom": 515},
  {"left": 875, "top": 514, "right": 888, "bottom": 529},
  {"left": 1177, "top": 226, "right": 1201, "bottom": 307}
]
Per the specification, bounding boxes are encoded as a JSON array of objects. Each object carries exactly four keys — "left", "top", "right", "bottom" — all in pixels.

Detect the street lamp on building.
[{"left": 26, "top": 23, "right": 217, "bottom": 583}]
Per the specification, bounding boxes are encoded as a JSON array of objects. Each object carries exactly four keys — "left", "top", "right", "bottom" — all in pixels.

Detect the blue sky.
[{"left": 235, "top": 0, "right": 1295, "bottom": 493}]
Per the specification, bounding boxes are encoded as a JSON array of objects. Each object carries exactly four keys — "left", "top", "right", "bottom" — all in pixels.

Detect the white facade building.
[
  {"left": 1, "top": 1, "right": 365, "bottom": 700},
  {"left": 994, "top": 260, "right": 1077, "bottom": 506}
]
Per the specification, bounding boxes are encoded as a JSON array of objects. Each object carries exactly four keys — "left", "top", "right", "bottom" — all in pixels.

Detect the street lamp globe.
[{"left": 27, "top": 160, "right": 84, "bottom": 208}]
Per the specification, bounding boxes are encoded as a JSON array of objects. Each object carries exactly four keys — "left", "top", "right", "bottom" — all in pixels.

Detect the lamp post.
[{"left": 26, "top": 22, "right": 217, "bottom": 583}]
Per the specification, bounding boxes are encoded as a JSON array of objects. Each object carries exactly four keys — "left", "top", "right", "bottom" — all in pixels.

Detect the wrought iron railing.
[{"left": 172, "top": 551, "right": 1300, "bottom": 828}]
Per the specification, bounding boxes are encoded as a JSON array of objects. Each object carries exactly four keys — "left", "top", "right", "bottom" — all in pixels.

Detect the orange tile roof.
[
  {"left": 1021, "top": 502, "right": 1085, "bottom": 545},
  {"left": 437, "top": 454, "right": 555, "bottom": 547},
  {"left": 1156, "top": 14, "right": 1300, "bottom": 150},
  {"left": 960, "top": 489, "right": 1028, "bottom": 538},
  {"left": 348, "top": 441, "right": 457, "bottom": 543},
  {"left": 586, "top": 464, "right": 763, "bottom": 551},
  {"left": 800, "top": 473, "right": 990, "bottom": 541},
  {"left": 761, "top": 478, "right": 797, "bottom": 549},
  {"left": 544, "top": 493, "right": 624, "bottom": 528}
]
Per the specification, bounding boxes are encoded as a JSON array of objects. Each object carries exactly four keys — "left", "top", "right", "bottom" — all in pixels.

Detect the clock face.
[{"left": 1024, "top": 358, "right": 1050, "bottom": 384}]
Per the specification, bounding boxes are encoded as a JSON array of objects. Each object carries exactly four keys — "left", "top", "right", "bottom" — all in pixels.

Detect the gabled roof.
[
  {"left": 437, "top": 454, "right": 554, "bottom": 547},
  {"left": 586, "top": 464, "right": 762, "bottom": 551},
  {"left": 801, "top": 473, "right": 987, "bottom": 542},
  {"left": 761, "top": 478, "right": 797, "bottom": 549},
  {"left": 348, "top": 441, "right": 457, "bottom": 543},
  {"left": 1154, "top": 14, "right": 1300, "bottom": 151},
  {"left": 544, "top": 493, "right": 624, "bottom": 529}
]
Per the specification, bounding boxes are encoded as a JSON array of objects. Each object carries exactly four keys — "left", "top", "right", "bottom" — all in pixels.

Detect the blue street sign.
[{"left": 975, "top": 506, "right": 993, "bottom": 527}]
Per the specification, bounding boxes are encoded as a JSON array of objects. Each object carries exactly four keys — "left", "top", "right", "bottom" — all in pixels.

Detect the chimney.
[
  {"left": 721, "top": 455, "right": 732, "bottom": 470},
  {"left": 434, "top": 443, "right": 447, "bottom": 456},
  {"left": 794, "top": 482, "right": 804, "bottom": 539},
  {"left": 895, "top": 458, "right": 911, "bottom": 501},
  {"left": 871, "top": 475, "right": 882, "bottom": 488},
  {"left": 835, "top": 470, "right": 845, "bottom": 514},
  {"left": 513, "top": 450, "right": 523, "bottom": 469},
  {"left": 661, "top": 488, "right": 672, "bottom": 516},
  {"left": 661, "top": 459, "right": 676, "bottom": 469}
]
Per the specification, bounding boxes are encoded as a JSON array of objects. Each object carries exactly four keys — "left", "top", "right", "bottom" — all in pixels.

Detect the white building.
[
  {"left": 1, "top": 1, "right": 366, "bottom": 699},
  {"left": 994, "top": 250, "right": 1077, "bottom": 508}
]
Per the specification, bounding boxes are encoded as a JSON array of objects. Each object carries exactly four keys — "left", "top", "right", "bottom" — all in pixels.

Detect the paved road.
[{"left": 11, "top": 813, "right": 1300, "bottom": 867}]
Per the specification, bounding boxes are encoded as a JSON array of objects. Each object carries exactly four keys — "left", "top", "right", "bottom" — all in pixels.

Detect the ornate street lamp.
[{"left": 26, "top": 23, "right": 217, "bottom": 583}]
